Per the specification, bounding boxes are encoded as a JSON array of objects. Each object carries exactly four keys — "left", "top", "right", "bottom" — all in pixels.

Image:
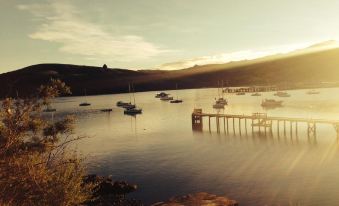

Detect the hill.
[{"left": 1, "top": 43, "right": 339, "bottom": 97}]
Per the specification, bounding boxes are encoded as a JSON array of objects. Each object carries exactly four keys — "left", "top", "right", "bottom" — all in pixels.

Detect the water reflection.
[{"left": 50, "top": 87, "right": 339, "bottom": 205}]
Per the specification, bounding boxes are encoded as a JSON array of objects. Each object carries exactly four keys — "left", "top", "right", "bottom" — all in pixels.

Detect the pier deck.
[{"left": 192, "top": 109, "right": 339, "bottom": 138}]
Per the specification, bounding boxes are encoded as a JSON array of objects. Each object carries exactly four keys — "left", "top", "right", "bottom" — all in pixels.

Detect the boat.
[
  {"left": 213, "top": 81, "right": 228, "bottom": 108},
  {"left": 274, "top": 91, "right": 291, "bottom": 97},
  {"left": 213, "top": 103, "right": 225, "bottom": 109},
  {"left": 122, "top": 103, "right": 136, "bottom": 109},
  {"left": 170, "top": 99, "right": 183, "bottom": 103},
  {"left": 79, "top": 89, "right": 91, "bottom": 106},
  {"left": 43, "top": 104, "right": 56, "bottom": 112},
  {"left": 79, "top": 102, "right": 91, "bottom": 107},
  {"left": 116, "top": 101, "right": 130, "bottom": 107},
  {"left": 124, "top": 83, "right": 142, "bottom": 115},
  {"left": 261, "top": 99, "right": 283, "bottom": 107},
  {"left": 155, "top": 92, "right": 169, "bottom": 98},
  {"left": 236, "top": 92, "right": 246, "bottom": 95},
  {"left": 160, "top": 96, "right": 174, "bottom": 101},
  {"left": 100, "top": 108, "right": 112, "bottom": 112},
  {"left": 124, "top": 107, "right": 142, "bottom": 115},
  {"left": 170, "top": 84, "right": 184, "bottom": 103},
  {"left": 215, "top": 97, "right": 227, "bottom": 105},
  {"left": 306, "top": 90, "right": 320, "bottom": 95},
  {"left": 251, "top": 92, "right": 262, "bottom": 96},
  {"left": 117, "top": 85, "right": 136, "bottom": 108}
]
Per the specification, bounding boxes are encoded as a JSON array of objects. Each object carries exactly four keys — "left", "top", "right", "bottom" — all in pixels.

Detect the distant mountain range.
[{"left": 1, "top": 41, "right": 339, "bottom": 97}]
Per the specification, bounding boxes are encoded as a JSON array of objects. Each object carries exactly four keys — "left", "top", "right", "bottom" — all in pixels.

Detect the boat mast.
[
  {"left": 217, "top": 81, "right": 220, "bottom": 99},
  {"left": 132, "top": 83, "right": 136, "bottom": 105},
  {"left": 221, "top": 80, "right": 224, "bottom": 99},
  {"left": 128, "top": 83, "right": 132, "bottom": 103},
  {"left": 84, "top": 89, "right": 87, "bottom": 102}
]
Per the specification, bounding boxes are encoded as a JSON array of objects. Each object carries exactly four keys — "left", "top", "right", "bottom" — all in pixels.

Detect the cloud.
[
  {"left": 18, "top": 1, "right": 167, "bottom": 62},
  {"left": 156, "top": 42, "right": 319, "bottom": 70}
]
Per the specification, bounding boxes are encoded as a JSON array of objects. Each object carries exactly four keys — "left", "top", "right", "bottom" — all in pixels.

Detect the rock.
[
  {"left": 151, "top": 192, "right": 238, "bottom": 206},
  {"left": 82, "top": 175, "right": 141, "bottom": 206},
  {"left": 96, "top": 180, "right": 137, "bottom": 196}
]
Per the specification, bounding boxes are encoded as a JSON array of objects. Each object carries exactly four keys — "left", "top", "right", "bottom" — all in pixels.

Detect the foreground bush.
[{"left": 0, "top": 79, "right": 93, "bottom": 206}]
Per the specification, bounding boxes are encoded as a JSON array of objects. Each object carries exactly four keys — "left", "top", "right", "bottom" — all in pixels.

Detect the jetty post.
[{"left": 192, "top": 108, "right": 203, "bottom": 131}]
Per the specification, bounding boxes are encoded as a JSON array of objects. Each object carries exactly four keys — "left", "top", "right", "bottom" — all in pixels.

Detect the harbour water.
[{"left": 51, "top": 87, "right": 339, "bottom": 205}]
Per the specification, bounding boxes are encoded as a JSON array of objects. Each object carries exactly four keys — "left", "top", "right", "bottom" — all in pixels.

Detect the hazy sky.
[{"left": 1, "top": 0, "right": 339, "bottom": 73}]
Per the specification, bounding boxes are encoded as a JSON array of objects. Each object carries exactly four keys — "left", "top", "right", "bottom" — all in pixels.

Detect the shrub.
[{"left": 0, "top": 79, "right": 93, "bottom": 206}]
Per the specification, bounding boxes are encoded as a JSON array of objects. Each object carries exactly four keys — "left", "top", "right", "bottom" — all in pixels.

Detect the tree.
[{"left": 0, "top": 79, "right": 94, "bottom": 206}]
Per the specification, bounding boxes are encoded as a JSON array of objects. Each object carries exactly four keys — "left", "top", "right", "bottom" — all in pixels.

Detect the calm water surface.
[{"left": 52, "top": 88, "right": 339, "bottom": 205}]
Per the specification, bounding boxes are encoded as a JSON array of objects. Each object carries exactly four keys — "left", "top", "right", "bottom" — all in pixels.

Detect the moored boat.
[
  {"left": 100, "top": 108, "right": 113, "bottom": 112},
  {"left": 43, "top": 104, "right": 56, "bottom": 112},
  {"left": 306, "top": 90, "right": 320, "bottom": 95},
  {"left": 123, "top": 83, "right": 142, "bottom": 115},
  {"left": 261, "top": 99, "right": 283, "bottom": 107},
  {"left": 213, "top": 81, "right": 228, "bottom": 108},
  {"left": 251, "top": 92, "right": 262, "bottom": 96},
  {"left": 170, "top": 83, "right": 184, "bottom": 103},
  {"left": 155, "top": 92, "right": 169, "bottom": 98},
  {"left": 170, "top": 99, "right": 183, "bottom": 103},
  {"left": 236, "top": 92, "right": 246, "bottom": 95},
  {"left": 215, "top": 97, "right": 227, "bottom": 105},
  {"left": 116, "top": 101, "right": 130, "bottom": 107},
  {"left": 79, "top": 102, "right": 91, "bottom": 106},
  {"left": 124, "top": 107, "right": 142, "bottom": 115},
  {"left": 213, "top": 103, "right": 225, "bottom": 109},
  {"left": 122, "top": 103, "right": 136, "bottom": 109},
  {"left": 274, "top": 91, "right": 291, "bottom": 97},
  {"left": 79, "top": 89, "right": 91, "bottom": 106},
  {"left": 160, "top": 96, "right": 174, "bottom": 101}
]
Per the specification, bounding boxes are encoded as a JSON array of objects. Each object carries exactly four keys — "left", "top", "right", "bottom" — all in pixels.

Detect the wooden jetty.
[{"left": 192, "top": 109, "right": 339, "bottom": 138}]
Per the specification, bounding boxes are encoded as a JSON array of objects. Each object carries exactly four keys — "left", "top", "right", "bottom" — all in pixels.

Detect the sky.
[{"left": 1, "top": 0, "right": 339, "bottom": 73}]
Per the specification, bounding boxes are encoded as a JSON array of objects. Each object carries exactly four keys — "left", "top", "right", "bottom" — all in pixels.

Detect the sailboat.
[
  {"left": 306, "top": 90, "right": 320, "bottom": 95},
  {"left": 170, "top": 84, "right": 183, "bottom": 103},
  {"left": 43, "top": 103, "right": 56, "bottom": 112},
  {"left": 117, "top": 84, "right": 135, "bottom": 108},
  {"left": 124, "top": 83, "right": 142, "bottom": 115},
  {"left": 79, "top": 89, "right": 91, "bottom": 106},
  {"left": 100, "top": 108, "right": 113, "bottom": 112},
  {"left": 274, "top": 91, "right": 291, "bottom": 97},
  {"left": 213, "top": 80, "right": 227, "bottom": 108}
]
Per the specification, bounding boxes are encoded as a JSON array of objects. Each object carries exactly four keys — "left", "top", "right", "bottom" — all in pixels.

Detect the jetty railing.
[{"left": 192, "top": 109, "right": 339, "bottom": 138}]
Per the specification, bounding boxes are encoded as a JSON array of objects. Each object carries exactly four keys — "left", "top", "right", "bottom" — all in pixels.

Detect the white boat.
[
  {"left": 236, "top": 92, "right": 246, "bottom": 95},
  {"left": 213, "top": 81, "right": 228, "bottom": 108},
  {"left": 274, "top": 91, "right": 290, "bottom": 97},
  {"left": 155, "top": 92, "right": 169, "bottom": 98},
  {"left": 261, "top": 99, "right": 283, "bottom": 107},
  {"left": 306, "top": 90, "right": 320, "bottom": 95},
  {"left": 160, "top": 96, "right": 174, "bottom": 101},
  {"left": 251, "top": 92, "right": 261, "bottom": 96}
]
